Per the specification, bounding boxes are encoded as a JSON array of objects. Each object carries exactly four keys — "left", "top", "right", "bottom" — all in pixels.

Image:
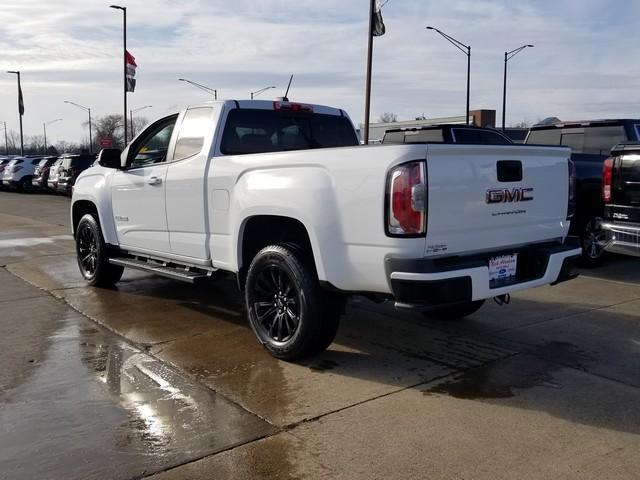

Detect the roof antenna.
[{"left": 283, "top": 74, "right": 294, "bottom": 101}]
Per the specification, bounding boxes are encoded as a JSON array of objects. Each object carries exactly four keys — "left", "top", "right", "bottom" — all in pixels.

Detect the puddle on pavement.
[
  {"left": 0, "top": 312, "right": 273, "bottom": 480},
  {"left": 424, "top": 342, "right": 591, "bottom": 399}
]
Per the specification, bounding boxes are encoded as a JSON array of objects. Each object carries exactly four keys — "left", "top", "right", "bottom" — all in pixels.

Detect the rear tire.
[
  {"left": 422, "top": 300, "right": 485, "bottom": 321},
  {"left": 579, "top": 217, "right": 606, "bottom": 268},
  {"left": 245, "top": 244, "right": 342, "bottom": 360},
  {"left": 75, "top": 214, "right": 124, "bottom": 287}
]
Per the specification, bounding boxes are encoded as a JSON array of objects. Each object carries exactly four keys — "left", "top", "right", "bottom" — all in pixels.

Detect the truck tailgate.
[{"left": 425, "top": 144, "right": 570, "bottom": 257}]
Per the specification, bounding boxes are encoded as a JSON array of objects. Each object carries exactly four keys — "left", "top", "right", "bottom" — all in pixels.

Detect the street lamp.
[
  {"left": 1, "top": 121, "right": 7, "bottom": 155},
  {"left": 43, "top": 118, "right": 62, "bottom": 154},
  {"left": 6, "top": 70, "right": 24, "bottom": 154},
  {"left": 130, "top": 105, "right": 152, "bottom": 138},
  {"left": 178, "top": 78, "right": 217, "bottom": 100},
  {"left": 251, "top": 86, "right": 276, "bottom": 100},
  {"left": 64, "top": 101, "right": 93, "bottom": 153},
  {"left": 502, "top": 44, "right": 534, "bottom": 131},
  {"left": 426, "top": 26, "right": 471, "bottom": 125}
]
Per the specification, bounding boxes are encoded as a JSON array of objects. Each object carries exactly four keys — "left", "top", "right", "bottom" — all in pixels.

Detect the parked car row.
[{"left": 0, "top": 153, "right": 95, "bottom": 195}]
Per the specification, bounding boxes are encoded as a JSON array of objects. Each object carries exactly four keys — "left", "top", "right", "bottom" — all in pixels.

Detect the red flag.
[{"left": 125, "top": 50, "right": 137, "bottom": 92}]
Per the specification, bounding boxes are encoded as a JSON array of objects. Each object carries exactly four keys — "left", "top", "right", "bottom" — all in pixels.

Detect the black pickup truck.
[
  {"left": 602, "top": 143, "right": 640, "bottom": 258},
  {"left": 382, "top": 124, "right": 513, "bottom": 145},
  {"left": 526, "top": 119, "right": 640, "bottom": 266}
]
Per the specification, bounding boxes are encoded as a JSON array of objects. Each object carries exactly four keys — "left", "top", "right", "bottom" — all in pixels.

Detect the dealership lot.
[{"left": 1, "top": 191, "right": 640, "bottom": 479}]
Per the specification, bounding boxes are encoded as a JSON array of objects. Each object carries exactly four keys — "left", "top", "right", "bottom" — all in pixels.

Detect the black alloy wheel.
[
  {"left": 253, "top": 265, "right": 301, "bottom": 344},
  {"left": 77, "top": 222, "right": 98, "bottom": 278},
  {"left": 75, "top": 214, "right": 124, "bottom": 286},
  {"left": 245, "top": 244, "right": 342, "bottom": 360},
  {"left": 580, "top": 217, "right": 606, "bottom": 268}
]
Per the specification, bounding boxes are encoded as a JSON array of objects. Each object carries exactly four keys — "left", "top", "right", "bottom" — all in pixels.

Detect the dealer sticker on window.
[{"left": 489, "top": 254, "right": 518, "bottom": 282}]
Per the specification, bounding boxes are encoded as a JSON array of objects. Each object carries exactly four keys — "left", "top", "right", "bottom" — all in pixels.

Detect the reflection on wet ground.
[
  {"left": 0, "top": 288, "right": 272, "bottom": 480},
  {"left": 2, "top": 192, "right": 640, "bottom": 479}
]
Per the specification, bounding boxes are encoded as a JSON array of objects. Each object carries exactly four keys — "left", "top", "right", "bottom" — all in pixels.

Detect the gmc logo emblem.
[{"left": 486, "top": 187, "right": 534, "bottom": 204}]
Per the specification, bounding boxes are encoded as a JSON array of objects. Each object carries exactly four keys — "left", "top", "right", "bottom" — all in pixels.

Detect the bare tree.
[
  {"left": 131, "top": 116, "right": 149, "bottom": 138},
  {"left": 378, "top": 112, "right": 398, "bottom": 123},
  {"left": 87, "top": 114, "right": 125, "bottom": 150},
  {"left": 55, "top": 140, "right": 81, "bottom": 155}
]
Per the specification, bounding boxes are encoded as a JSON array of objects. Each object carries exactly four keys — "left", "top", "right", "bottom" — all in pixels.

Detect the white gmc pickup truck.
[{"left": 71, "top": 99, "right": 581, "bottom": 359}]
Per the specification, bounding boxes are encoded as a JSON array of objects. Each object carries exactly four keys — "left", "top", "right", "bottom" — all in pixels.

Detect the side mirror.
[{"left": 97, "top": 148, "right": 123, "bottom": 169}]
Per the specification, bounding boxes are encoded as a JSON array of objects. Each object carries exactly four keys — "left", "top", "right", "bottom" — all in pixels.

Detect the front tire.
[
  {"left": 75, "top": 214, "right": 124, "bottom": 287},
  {"left": 423, "top": 300, "right": 485, "bottom": 321},
  {"left": 245, "top": 244, "right": 341, "bottom": 360}
]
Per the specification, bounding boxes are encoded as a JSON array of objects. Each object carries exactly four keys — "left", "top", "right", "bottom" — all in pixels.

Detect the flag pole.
[
  {"left": 123, "top": 8, "right": 128, "bottom": 146},
  {"left": 110, "top": 5, "right": 128, "bottom": 147},
  {"left": 363, "top": 0, "right": 375, "bottom": 145},
  {"left": 7, "top": 70, "right": 24, "bottom": 155},
  {"left": 17, "top": 71, "right": 24, "bottom": 155}
]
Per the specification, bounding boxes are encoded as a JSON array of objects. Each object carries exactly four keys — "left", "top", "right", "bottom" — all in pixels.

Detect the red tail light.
[
  {"left": 387, "top": 161, "right": 426, "bottom": 236},
  {"left": 602, "top": 157, "right": 614, "bottom": 204}
]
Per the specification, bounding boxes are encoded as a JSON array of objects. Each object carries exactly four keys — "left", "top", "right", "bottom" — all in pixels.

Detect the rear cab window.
[{"left": 220, "top": 108, "right": 358, "bottom": 155}]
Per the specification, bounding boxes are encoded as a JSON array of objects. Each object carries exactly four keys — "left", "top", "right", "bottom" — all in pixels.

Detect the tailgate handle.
[{"left": 497, "top": 160, "right": 523, "bottom": 182}]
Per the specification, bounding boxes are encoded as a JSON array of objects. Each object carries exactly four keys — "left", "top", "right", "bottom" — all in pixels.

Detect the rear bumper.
[
  {"left": 386, "top": 240, "right": 581, "bottom": 308},
  {"left": 602, "top": 221, "right": 640, "bottom": 258}
]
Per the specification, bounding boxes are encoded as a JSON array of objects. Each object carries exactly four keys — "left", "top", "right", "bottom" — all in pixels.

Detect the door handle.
[{"left": 146, "top": 176, "right": 162, "bottom": 186}]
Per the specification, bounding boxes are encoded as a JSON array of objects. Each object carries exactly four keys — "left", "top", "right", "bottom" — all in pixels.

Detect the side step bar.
[{"left": 109, "top": 257, "right": 214, "bottom": 284}]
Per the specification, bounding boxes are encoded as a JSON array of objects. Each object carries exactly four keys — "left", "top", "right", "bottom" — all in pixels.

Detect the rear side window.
[
  {"left": 220, "top": 109, "right": 358, "bottom": 155},
  {"left": 174, "top": 107, "right": 212, "bottom": 160},
  {"left": 527, "top": 128, "right": 561, "bottom": 145},
  {"left": 582, "top": 126, "right": 627, "bottom": 155},
  {"left": 452, "top": 128, "right": 511, "bottom": 145}
]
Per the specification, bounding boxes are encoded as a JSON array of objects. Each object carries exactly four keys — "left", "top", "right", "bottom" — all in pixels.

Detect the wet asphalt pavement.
[{"left": 1, "top": 190, "right": 640, "bottom": 479}]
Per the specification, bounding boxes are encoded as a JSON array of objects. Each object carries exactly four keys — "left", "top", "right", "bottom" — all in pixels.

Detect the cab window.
[{"left": 130, "top": 115, "right": 178, "bottom": 167}]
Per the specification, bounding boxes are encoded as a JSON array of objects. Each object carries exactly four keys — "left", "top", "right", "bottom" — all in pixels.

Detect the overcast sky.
[{"left": 1, "top": 0, "right": 639, "bottom": 144}]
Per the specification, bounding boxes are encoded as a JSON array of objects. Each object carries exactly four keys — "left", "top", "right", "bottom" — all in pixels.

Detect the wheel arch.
[{"left": 237, "top": 214, "right": 326, "bottom": 286}]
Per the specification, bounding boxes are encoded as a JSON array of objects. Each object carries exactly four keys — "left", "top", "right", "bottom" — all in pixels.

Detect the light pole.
[
  {"left": 130, "top": 105, "right": 152, "bottom": 138},
  {"left": 426, "top": 27, "right": 471, "bottom": 125},
  {"left": 178, "top": 78, "right": 217, "bottom": 99},
  {"left": 7, "top": 71, "right": 24, "bottom": 154},
  {"left": 502, "top": 44, "right": 534, "bottom": 131},
  {"left": 1, "top": 121, "right": 7, "bottom": 155},
  {"left": 64, "top": 101, "right": 92, "bottom": 153},
  {"left": 43, "top": 118, "right": 62, "bottom": 154},
  {"left": 110, "top": 5, "right": 128, "bottom": 145},
  {"left": 251, "top": 86, "right": 276, "bottom": 99}
]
